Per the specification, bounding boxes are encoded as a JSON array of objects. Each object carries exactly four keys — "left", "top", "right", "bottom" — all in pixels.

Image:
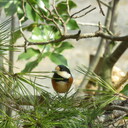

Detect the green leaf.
[
  {"left": 13, "top": 29, "right": 22, "bottom": 43},
  {"left": 42, "top": 25, "right": 60, "bottom": 40},
  {"left": 13, "top": 24, "right": 37, "bottom": 43},
  {"left": 120, "top": 84, "right": 128, "bottom": 96},
  {"left": 0, "top": 0, "right": 9, "bottom": 8},
  {"left": 49, "top": 53, "right": 68, "bottom": 66},
  {"left": 22, "top": 52, "right": 49, "bottom": 72},
  {"left": 18, "top": 48, "right": 40, "bottom": 60},
  {"left": 29, "top": 25, "right": 60, "bottom": 42},
  {"left": 57, "top": 0, "right": 77, "bottom": 15},
  {"left": 29, "top": 26, "right": 44, "bottom": 42},
  {"left": 27, "top": 0, "right": 37, "bottom": 4},
  {"left": 5, "top": 2, "right": 17, "bottom": 16},
  {"left": 22, "top": 60, "right": 39, "bottom": 73},
  {"left": 55, "top": 42, "right": 74, "bottom": 53},
  {"left": 26, "top": 3, "right": 39, "bottom": 22},
  {"left": 43, "top": 0, "right": 50, "bottom": 8},
  {"left": 37, "top": 0, "right": 49, "bottom": 10},
  {"left": 66, "top": 19, "right": 79, "bottom": 30}
]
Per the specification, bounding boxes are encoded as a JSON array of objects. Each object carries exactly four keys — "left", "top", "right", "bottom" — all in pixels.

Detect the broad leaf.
[
  {"left": 30, "top": 27, "right": 44, "bottom": 41},
  {"left": 13, "top": 29, "right": 22, "bottom": 43},
  {"left": 22, "top": 59, "right": 40, "bottom": 73},
  {"left": 5, "top": 2, "right": 17, "bottom": 16},
  {"left": 66, "top": 19, "right": 79, "bottom": 30},
  {"left": 55, "top": 41, "right": 74, "bottom": 53},
  {"left": 42, "top": 25, "right": 59, "bottom": 41},
  {"left": 56, "top": 0, "right": 77, "bottom": 15},
  {"left": 22, "top": 52, "right": 49, "bottom": 72},
  {"left": 49, "top": 53, "right": 67, "bottom": 66},
  {"left": 26, "top": 3, "right": 39, "bottom": 22},
  {"left": 29, "top": 25, "right": 59, "bottom": 42},
  {"left": 18, "top": 48, "right": 40, "bottom": 60},
  {"left": 43, "top": 0, "right": 49, "bottom": 8},
  {"left": 37, "top": 0, "right": 49, "bottom": 10}
]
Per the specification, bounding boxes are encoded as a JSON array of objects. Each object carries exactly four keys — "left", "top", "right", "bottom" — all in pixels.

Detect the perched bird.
[{"left": 52, "top": 65, "right": 73, "bottom": 93}]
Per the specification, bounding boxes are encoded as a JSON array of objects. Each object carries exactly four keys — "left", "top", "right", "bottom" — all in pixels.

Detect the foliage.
[
  {"left": 0, "top": 0, "right": 77, "bottom": 72},
  {"left": 0, "top": 66, "right": 117, "bottom": 128},
  {"left": 0, "top": 0, "right": 128, "bottom": 127}
]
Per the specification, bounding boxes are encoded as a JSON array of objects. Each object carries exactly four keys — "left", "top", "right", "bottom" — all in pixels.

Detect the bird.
[{"left": 51, "top": 65, "right": 73, "bottom": 93}]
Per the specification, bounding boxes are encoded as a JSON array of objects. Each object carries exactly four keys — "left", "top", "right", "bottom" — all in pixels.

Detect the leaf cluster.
[
  {"left": 0, "top": 0, "right": 78, "bottom": 72},
  {"left": 0, "top": 65, "right": 124, "bottom": 128}
]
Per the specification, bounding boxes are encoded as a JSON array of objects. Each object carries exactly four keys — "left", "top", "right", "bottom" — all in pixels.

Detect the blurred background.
[{"left": 3, "top": 0, "right": 127, "bottom": 94}]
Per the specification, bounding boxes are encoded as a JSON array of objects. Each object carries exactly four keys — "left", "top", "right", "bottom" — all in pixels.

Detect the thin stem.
[
  {"left": 52, "top": 0, "right": 66, "bottom": 34},
  {"left": 96, "top": 0, "right": 105, "bottom": 16},
  {"left": 66, "top": 0, "right": 70, "bottom": 16},
  {"left": 73, "top": 7, "right": 96, "bottom": 19},
  {"left": 71, "top": 5, "right": 91, "bottom": 18},
  {"left": 7, "top": 15, "right": 15, "bottom": 117}
]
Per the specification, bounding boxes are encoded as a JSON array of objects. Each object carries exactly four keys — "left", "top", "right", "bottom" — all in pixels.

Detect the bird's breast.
[{"left": 52, "top": 79, "right": 72, "bottom": 93}]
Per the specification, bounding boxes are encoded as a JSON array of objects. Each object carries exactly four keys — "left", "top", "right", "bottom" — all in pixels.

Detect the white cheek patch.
[{"left": 57, "top": 71, "right": 71, "bottom": 79}]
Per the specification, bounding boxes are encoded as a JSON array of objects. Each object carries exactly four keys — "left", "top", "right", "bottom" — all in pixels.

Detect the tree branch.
[
  {"left": 96, "top": 0, "right": 105, "bottom": 16},
  {"left": 2, "top": 30, "right": 128, "bottom": 48},
  {"left": 72, "top": 7, "right": 96, "bottom": 19},
  {"left": 108, "top": 41, "right": 128, "bottom": 67},
  {"left": 71, "top": 5, "right": 91, "bottom": 18}
]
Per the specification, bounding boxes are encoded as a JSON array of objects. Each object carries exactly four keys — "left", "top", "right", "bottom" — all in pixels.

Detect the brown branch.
[
  {"left": 52, "top": 0, "right": 66, "bottom": 34},
  {"left": 107, "top": 41, "right": 128, "bottom": 67},
  {"left": 104, "top": 113, "right": 127, "bottom": 127},
  {"left": 108, "top": 105, "right": 128, "bottom": 113},
  {"left": 27, "top": 0, "right": 62, "bottom": 35},
  {"left": 71, "top": 5, "right": 91, "bottom": 18},
  {"left": 98, "top": 99, "right": 128, "bottom": 126},
  {"left": 19, "top": 0, "right": 28, "bottom": 52},
  {"left": 94, "top": 32, "right": 128, "bottom": 41},
  {"left": 100, "top": 0, "right": 112, "bottom": 9},
  {"left": 96, "top": 0, "right": 105, "bottom": 16},
  {"left": 73, "top": 7, "right": 96, "bottom": 19},
  {"left": 2, "top": 31, "right": 128, "bottom": 48},
  {"left": 78, "top": 22, "right": 113, "bottom": 35},
  {"left": 66, "top": 0, "right": 70, "bottom": 16}
]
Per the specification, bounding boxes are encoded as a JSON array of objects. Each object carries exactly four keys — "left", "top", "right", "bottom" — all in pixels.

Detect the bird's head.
[{"left": 53, "top": 65, "right": 71, "bottom": 79}]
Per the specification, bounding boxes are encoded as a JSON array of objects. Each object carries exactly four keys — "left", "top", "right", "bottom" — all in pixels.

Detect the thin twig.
[
  {"left": 108, "top": 105, "right": 128, "bottom": 112},
  {"left": 52, "top": 0, "right": 66, "bottom": 34},
  {"left": 104, "top": 113, "right": 127, "bottom": 127},
  {"left": 78, "top": 22, "right": 113, "bottom": 35},
  {"left": 66, "top": 0, "right": 70, "bottom": 16},
  {"left": 100, "top": 0, "right": 112, "bottom": 9},
  {"left": 2, "top": 30, "right": 128, "bottom": 48},
  {"left": 115, "top": 93, "right": 128, "bottom": 99},
  {"left": 27, "top": 0, "right": 62, "bottom": 35},
  {"left": 73, "top": 7, "right": 96, "bottom": 19},
  {"left": 97, "top": 0, "right": 105, "bottom": 16},
  {"left": 19, "top": 0, "right": 28, "bottom": 52},
  {"left": 71, "top": 5, "right": 91, "bottom": 18}
]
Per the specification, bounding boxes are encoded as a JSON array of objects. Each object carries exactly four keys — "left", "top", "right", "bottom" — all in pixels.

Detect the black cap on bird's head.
[
  {"left": 55, "top": 65, "right": 71, "bottom": 73},
  {"left": 53, "top": 65, "right": 71, "bottom": 79}
]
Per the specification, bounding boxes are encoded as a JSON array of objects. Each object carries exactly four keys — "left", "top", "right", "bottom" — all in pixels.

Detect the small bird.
[{"left": 52, "top": 65, "right": 73, "bottom": 93}]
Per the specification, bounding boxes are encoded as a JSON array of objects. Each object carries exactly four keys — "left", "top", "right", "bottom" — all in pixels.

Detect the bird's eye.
[{"left": 61, "top": 68, "right": 64, "bottom": 71}]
